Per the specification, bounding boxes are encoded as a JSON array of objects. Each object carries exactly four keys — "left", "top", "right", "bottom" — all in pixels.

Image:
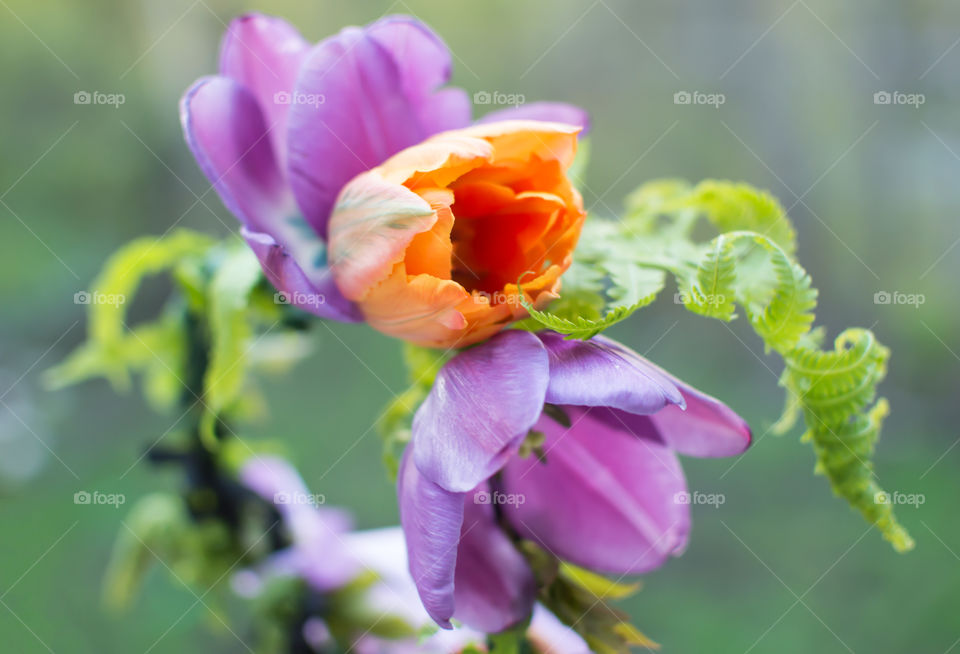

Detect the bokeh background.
[{"left": 1, "top": 0, "right": 957, "bottom": 652}]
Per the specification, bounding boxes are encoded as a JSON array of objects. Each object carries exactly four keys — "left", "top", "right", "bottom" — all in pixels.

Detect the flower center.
[{"left": 446, "top": 158, "right": 572, "bottom": 297}]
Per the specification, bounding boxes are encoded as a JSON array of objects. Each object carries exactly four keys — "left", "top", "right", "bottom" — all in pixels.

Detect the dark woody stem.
[{"left": 144, "top": 306, "right": 330, "bottom": 654}]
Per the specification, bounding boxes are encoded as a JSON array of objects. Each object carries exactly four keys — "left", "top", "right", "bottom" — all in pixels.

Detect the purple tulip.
[
  {"left": 237, "top": 460, "right": 591, "bottom": 653},
  {"left": 236, "top": 456, "right": 359, "bottom": 593},
  {"left": 347, "top": 527, "right": 592, "bottom": 654},
  {"left": 398, "top": 330, "right": 752, "bottom": 631},
  {"left": 180, "top": 13, "right": 588, "bottom": 322}
]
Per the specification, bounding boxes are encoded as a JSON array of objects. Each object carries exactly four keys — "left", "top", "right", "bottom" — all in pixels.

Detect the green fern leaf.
[
  {"left": 682, "top": 236, "right": 737, "bottom": 321},
  {"left": 726, "top": 232, "right": 817, "bottom": 352},
  {"left": 781, "top": 329, "right": 913, "bottom": 552},
  {"left": 522, "top": 287, "right": 661, "bottom": 340},
  {"left": 687, "top": 180, "right": 797, "bottom": 254}
]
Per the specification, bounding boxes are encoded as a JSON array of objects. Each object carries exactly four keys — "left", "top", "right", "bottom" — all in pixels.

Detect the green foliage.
[
  {"left": 45, "top": 229, "right": 214, "bottom": 406},
  {"left": 523, "top": 179, "right": 911, "bottom": 551},
  {"left": 200, "top": 245, "right": 268, "bottom": 446},
  {"left": 378, "top": 343, "right": 453, "bottom": 478},
  {"left": 558, "top": 562, "right": 641, "bottom": 600},
  {"left": 85, "top": 230, "right": 217, "bottom": 346},
  {"left": 686, "top": 180, "right": 797, "bottom": 254},
  {"left": 49, "top": 232, "right": 309, "bottom": 428},
  {"left": 681, "top": 234, "right": 738, "bottom": 321},
  {"left": 53, "top": 230, "right": 360, "bottom": 651},
  {"left": 522, "top": 542, "right": 657, "bottom": 653},
  {"left": 521, "top": 291, "right": 659, "bottom": 340},
  {"left": 778, "top": 329, "right": 914, "bottom": 552},
  {"left": 487, "top": 626, "right": 534, "bottom": 653},
  {"left": 688, "top": 230, "right": 818, "bottom": 352},
  {"left": 324, "top": 572, "right": 418, "bottom": 643},
  {"left": 102, "top": 493, "right": 238, "bottom": 611},
  {"left": 518, "top": 250, "right": 666, "bottom": 339}
]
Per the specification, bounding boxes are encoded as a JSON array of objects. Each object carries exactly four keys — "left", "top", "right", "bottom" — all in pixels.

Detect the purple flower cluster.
[{"left": 182, "top": 11, "right": 752, "bottom": 642}]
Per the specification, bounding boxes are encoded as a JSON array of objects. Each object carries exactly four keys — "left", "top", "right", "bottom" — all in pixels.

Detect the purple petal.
[
  {"left": 243, "top": 228, "right": 361, "bottom": 322},
  {"left": 398, "top": 450, "right": 465, "bottom": 629},
  {"left": 180, "top": 77, "right": 359, "bottom": 321},
  {"left": 501, "top": 407, "right": 690, "bottom": 574},
  {"left": 239, "top": 456, "right": 353, "bottom": 534},
  {"left": 240, "top": 455, "right": 311, "bottom": 502},
  {"left": 218, "top": 13, "right": 310, "bottom": 170},
  {"left": 412, "top": 330, "right": 550, "bottom": 493},
  {"left": 453, "top": 490, "right": 537, "bottom": 632},
  {"left": 365, "top": 16, "right": 471, "bottom": 132},
  {"left": 479, "top": 101, "right": 590, "bottom": 135},
  {"left": 650, "top": 374, "right": 752, "bottom": 457},
  {"left": 180, "top": 76, "right": 291, "bottom": 236},
  {"left": 287, "top": 16, "right": 469, "bottom": 239},
  {"left": 346, "top": 527, "right": 492, "bottom": 651},
  {"left": 600, "top": 358, "right": 753, "bottom": 458},
  {"left": 537, "top": 331, "right": 683, "bottom": 414},
  {"left": 239, "top": 456, "right": 358, "bottom": 591},
  {"left": 414, "top": 86, "right": 473, "bottom": 134},
  {"left": 609, "top": 396, "right": 752, "bottom": 459}
]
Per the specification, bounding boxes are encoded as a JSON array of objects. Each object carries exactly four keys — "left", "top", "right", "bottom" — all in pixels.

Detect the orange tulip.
[{"left": 327, "top": 120, "right": 586, "bottom": 348}]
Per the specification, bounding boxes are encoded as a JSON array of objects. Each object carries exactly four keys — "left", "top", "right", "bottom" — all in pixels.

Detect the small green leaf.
[
  {"left": 559, "top": 562, "right": 641, "bottom": 600},
  {"left": 378, "top": 344, "right": 455, "bottom": 478},
  {"left": 200, "top": 245, "right": 264, "bottom": 445},
  {"left": 521, "top": 542, "right": 656, "bottom": 653},
  {"left": 681, "top": 236, "right": 737, "bottom": 321},
  {"left": 519, "top": 265, "right": 664, "bottom": 340},
  {"left": 46, "top": 230, "right": 214, "bottom": 394},
  {"left": 522, "top": 293, "right": 658, "bottom": 340},
  {"left": 102, "top": 493, "right": 189, "bottom": 610}
]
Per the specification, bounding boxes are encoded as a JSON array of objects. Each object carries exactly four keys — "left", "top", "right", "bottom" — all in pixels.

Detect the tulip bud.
[{"left": 328, "top": 120, "right": 586, "bottom": 348}]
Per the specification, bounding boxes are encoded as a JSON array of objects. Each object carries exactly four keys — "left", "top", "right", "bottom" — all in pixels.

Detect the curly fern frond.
[
  {"left": 718, "top": 231, "right": 818, "bottom": 353},
  {"left": 520, "top": 178, "right": 913, "bottom": 551},
  {"left": 780, "top": 329, "right": 913, "bottom": 552}
]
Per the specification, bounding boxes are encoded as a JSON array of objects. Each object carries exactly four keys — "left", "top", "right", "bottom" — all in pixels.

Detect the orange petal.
[
  {"left": 378, "top": 134, "right": 493, "bottom": 188},
  {"left": 404, "top": 188, "right": 455, "bottom": 279},
  {"left": 452, "top": 120, "right": 581, "bottom": 169},
  {"left": 328, "top": 171, "right": 437, "bottom": 301},
  {"left": 361, "top": 263, "right": 470, "bottom": 347}
]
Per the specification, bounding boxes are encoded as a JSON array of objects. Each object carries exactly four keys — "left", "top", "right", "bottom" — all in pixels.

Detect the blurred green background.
[{"left": 1, "top": 0, "right": 957, "bottom": 652}]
